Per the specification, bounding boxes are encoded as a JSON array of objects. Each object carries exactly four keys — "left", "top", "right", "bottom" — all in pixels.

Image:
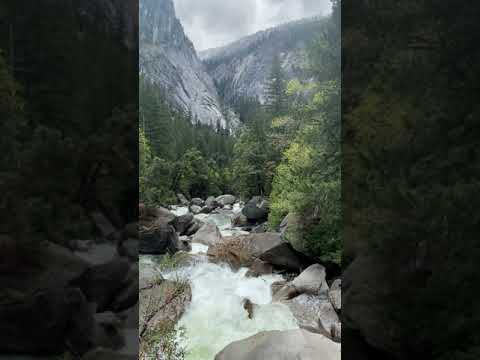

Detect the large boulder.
[
  {"left": 192, "top": 223, "right": 222, "bottom": 246},
  {"left": 139, "top": 206, "right": 175, "bottom": 228},
  {"left": 282, "top": 293, "right": 341, "bottom": 342},
  {"left": 246, "top": 258, "right": 273, "bottom": 277},
  {"left": 185, "top": 220, "right": 202, "bottom": 236},
  {"left": 139, "top": 279, "right": 192, "bottom": 336},
  {"left": 214, "top": 329, "right": 340, "bottom": 360},
  {"left": 247, "top": 233, "right": 307, "bottom": 271},
  {"left": 208, "top": 232, "right": 308, "bottom": 272},
  {"left": 170, "top": 213, "right": 194, "bottom": 235},
  {"left": 139, "top": 224, "right": 179, "bottom": 255},
  {"left": 216, "top": 194, "right": 236, "bottom": 206},
  {"left": 292, "top": 264, "right": 328, "bottom": 295},
  {"left": 242, "top": 196, "right": 270, "bottom": 222}
]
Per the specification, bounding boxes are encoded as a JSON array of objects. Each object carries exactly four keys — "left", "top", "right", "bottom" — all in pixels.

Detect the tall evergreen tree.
[{"left": 264, "top": 54, "right": 287, "bottom": 116}]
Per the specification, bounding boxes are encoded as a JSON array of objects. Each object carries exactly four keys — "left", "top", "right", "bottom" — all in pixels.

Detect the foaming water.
[
  {"left": 174, "top": 262, "right": 299, "bottom": 360},
  {"left": 190, "top": 242, "right": 209, "bottom": 254},
  {"left": 141, "top": 204, "right": 299, "bottom": 360}
]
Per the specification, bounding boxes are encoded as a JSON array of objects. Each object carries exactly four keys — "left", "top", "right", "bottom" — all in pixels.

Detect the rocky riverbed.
[{"left": 139, "top": 194, "right": 341, "bottom": 360}]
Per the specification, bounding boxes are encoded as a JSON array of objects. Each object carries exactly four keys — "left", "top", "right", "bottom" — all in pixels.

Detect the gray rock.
[
  {"left": 214, "top": 329, "right": 340, "bottom": 360},
  {"left": 272, "top": 283, "right": 298, "bottom": 302},
  {"left": 216, "top": 194, "right": 236, "bottom": 206},
  {"left": 139, "top": 224, "right": 179, "bottom": 255},
  {"left": 232, "top": 212, "right": 248, "bottom": 227},
  {"left": 247, "top": 232, "right": 305, "bottom": 271},
  {"left": 271, "top": 280, "right": 287, "bottom": 297},
  {"left": 252, "top": 223, "right": 267, "bottom": 233},
  {"left": 205, "top": 196, "right": 220, "bottom": 208},
  {"left": 191, "top": 197, "right": 205, "bottom": 206},
  {"left": 292, "top": 264, "right": 327, "bottom": 295},
  {"left": 139, "top": 279, "right": 192, "bottom": 336},
  {"left": 242, "top": 196, "right": 270, "bottom": 222},
  {"left": 282, "top": 293, "right": 340, "bottom": 342},
  {"left": 139, "top": 206, "right": 176, "bottom": 228},
  {"left": 176, "top": 235, "right": 192, "bottom": 252},
  {"left": 200, "top": 205, "right": 215, "bottom": 214},
  {"left": 246, "top": 259, "right": 273, "bottom": 277},
  {"left": 190, "top": 205, "right": 202, "bottom": 214},
  {"left": 171, "top": 213, "right": 194, "bottom": 235},
  {"left": 208, "top": 232, "right": 306, "bottom": 272},
  {"left": 185, "top": 220, "right": 202, "bottom": 236},
  {"left": 329, "top": 279, "right": 341, "bottom": 311},
  {"left": 192, "top": 223, "right": 222, "bottom": 246}
]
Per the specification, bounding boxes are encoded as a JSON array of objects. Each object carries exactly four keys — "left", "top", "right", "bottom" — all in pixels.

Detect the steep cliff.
[{"left": 139, "top": 0, "right": 230, "bottom": 127}]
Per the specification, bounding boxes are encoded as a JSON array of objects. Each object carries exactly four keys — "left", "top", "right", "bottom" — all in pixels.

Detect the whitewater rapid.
[{"left": 143, "top": 205, "right": 299, "bottom": 360}]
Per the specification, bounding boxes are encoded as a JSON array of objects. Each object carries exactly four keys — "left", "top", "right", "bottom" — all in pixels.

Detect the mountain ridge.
[{"left": 200, "top": 15, "right": 326, "bottom": 105}]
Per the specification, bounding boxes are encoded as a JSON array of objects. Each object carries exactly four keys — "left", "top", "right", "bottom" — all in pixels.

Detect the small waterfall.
[
  {"left": 142, "top": 203, "right": 299, "bottom": 360},
  {"left": 173, "top": 261, "right": 298, "bottom": 360}
]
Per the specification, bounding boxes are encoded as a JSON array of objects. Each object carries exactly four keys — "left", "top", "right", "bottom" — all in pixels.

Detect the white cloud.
[{"left": 173, "top": 0, "right": 331, "bottom": 51}]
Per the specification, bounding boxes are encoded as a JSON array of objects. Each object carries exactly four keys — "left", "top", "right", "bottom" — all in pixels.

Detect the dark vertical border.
[
  {"left": 342, "top": 1, "right": 480, "bottom": 359},
  {"left": 0, "top": 0, "right": 139, "bottom": 358}
]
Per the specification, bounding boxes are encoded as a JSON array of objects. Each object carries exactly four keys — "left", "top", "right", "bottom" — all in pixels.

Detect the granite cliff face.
[
  {"left": 139, "top": 0, "right": 230, "bottom": 127},
  {"left": 200, "top": 17, "right": 325, "bottom": 105}
]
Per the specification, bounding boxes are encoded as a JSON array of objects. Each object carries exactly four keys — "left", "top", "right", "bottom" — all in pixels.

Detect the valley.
[{"left": 139, "top": 0, "right": 341, "bottom": 359}]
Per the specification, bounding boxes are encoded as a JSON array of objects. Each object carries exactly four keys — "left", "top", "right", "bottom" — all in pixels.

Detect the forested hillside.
[{"left": 140, "top": 0, "right": 340, "bottom": 264}]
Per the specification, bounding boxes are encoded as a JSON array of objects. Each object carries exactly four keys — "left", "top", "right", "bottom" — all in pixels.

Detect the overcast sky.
[{"left": 173, "top": 0, "right": 332, "bottom": 51}]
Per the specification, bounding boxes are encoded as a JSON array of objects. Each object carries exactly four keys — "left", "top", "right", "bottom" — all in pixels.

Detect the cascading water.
[
  {"left": 173, "top": 261, "right": 298, "bottom": 360},
  {"left": 145, "top": 204, "right": 299, "bottom": 360}
]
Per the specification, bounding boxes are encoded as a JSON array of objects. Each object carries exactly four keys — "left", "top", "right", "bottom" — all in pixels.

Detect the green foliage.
[
  {"left": 267, "top": 9, "right": 341, "bottom": 264},
  {"left": 139, "top": 76, "right": 234, "bottom": 205}
]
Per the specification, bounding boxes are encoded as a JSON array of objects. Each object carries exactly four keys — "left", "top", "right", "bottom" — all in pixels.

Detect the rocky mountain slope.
[
  {"left": 139, "top": 0, "right": 230, "bottom": 128},
  {"left": 200, "top": 17, "right": 326, "bottom": 105}
]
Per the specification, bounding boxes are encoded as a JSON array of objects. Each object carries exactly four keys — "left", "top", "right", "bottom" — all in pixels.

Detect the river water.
[{"left": 141, "top": 205, "right": 298, "bottom": 360}]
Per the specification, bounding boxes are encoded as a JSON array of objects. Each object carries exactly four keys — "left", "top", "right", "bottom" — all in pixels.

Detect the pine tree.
[{"left": 264, "top": 54, "right": 287, "bottom": 116}]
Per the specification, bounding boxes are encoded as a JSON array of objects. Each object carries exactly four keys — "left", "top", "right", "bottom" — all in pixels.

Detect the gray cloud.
[{"left": 173, "top": 0, "right": 331, "bottom": 51}]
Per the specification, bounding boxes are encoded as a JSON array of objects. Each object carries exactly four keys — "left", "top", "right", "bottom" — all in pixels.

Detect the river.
[{"left": 140, "top": 204, "right": 299, "bottom": 360}]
